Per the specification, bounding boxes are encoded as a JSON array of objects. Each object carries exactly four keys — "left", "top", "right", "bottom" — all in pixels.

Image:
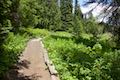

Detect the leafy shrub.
[
  {"left": 43, "top": 30, "right": 120, "bottom": 80},
  {"left": 83, "top": 18, "right": 104, "bottom": 36},
  {"left": 97, "top": 33, "right": 116, "bottom": 49},
  {"left": 25, "top": 28, "right": 50, "bottom": 38},
  {"left": 0, "top": 33, "right": 29, "bottom": 77}
]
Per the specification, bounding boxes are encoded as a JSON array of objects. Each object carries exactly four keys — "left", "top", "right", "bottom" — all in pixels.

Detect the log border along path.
[{"left": 8, "top": 38, "right": 59, "bottom": 80}]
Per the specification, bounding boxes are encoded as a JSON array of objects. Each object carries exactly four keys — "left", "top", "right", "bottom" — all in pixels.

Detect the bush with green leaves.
[
  {"left": 0, "top": 0, "right": 13, "bottom": 46},
  {"left": 0, "top": 33, "right": 29, "bottom": 78},
  {"left": 40, "top": 29, "right": 120, "bottom": 80},
  {"left": 83, "top": 18, "right": 104, "bottom": 37},
  {"left": 25, "top": 28, "right": 50, "bottom": 38}
]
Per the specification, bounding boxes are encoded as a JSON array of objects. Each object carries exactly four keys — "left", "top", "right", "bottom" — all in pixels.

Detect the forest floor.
[{"left": 7, "top": 39, "right": 51, "bottom": 80}]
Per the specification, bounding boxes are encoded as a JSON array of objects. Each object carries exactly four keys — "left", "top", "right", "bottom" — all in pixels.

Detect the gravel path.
[{"left": 8, "top": 39, "right": 51, "bottom": 80}]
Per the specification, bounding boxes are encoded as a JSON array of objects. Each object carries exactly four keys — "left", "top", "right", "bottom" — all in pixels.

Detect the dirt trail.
[{"left": 8, "top": 39, "right": 51, "bottom": 80}]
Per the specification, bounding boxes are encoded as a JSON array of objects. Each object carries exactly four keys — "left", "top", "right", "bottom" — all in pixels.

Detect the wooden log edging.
[{"left": 39, "top": 38, "right": 60, "bottom": 80}]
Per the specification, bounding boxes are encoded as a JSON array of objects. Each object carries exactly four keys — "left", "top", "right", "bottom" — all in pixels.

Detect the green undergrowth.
[
  {"left": 25, "top": 28, "right": 50, "bottom": 38},
  {"left": 0, "top": 32, "right": 29, "bottom": 78},
  {"left": 1, "top": 28, "right": 119, "bottom": 80},
  {"left": 18, "top": 28, "right": 120, "bottom": 80},
  {"left": 26, "top": 28, "right": 120, "bottom": 80}
]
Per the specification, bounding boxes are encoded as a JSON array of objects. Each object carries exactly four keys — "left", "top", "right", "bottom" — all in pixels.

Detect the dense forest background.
[{"left": 0, "top": 0, "right": 120, "bottom": 80}]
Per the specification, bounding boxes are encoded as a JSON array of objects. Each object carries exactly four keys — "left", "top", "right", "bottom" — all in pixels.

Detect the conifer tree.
[
  {"left": 74, "top": 0, "right": 83, "bottom": 19},
  {"left": 19, "top": 0, "right": 40, "bottom": 27},
  {"left": 10, "top": 0, "right": 20, "bottom": 32},
  {"left": 46, "top": 0, "right": 62, "bottom": 31},
  {"left": 73, "top": 0, "right": 84, "bottom": 36},
  {"left": 60, "top": 0, "right": 73, "bottom": 31}
]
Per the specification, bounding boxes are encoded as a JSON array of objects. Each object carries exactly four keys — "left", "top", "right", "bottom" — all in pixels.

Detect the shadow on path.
[
  {"left": 4, "top": 39, "right": 51, "bottom": 80},
  {"left": 5, "top": 60, "right": 41, "bottom": 80}
]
